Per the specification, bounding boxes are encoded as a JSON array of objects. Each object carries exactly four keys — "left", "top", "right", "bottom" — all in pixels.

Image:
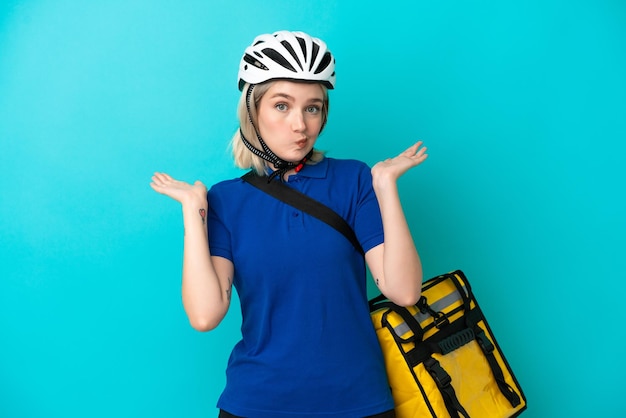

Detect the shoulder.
[
  {"left": 323, "top": 157, "right": 371, "bottom": 176},
  {"left": 207, "top": 176, "right": 252, "bottom": 208},
  {"left": 208, "top": 177, "right": 244, "bottom": 195},
  {"left": 324, "top": 156, "right": 369, "bottom": 169},
  {"left": 324, "top": 157, "right": 373, "bottom": 182},
  {"left": 316, "top": 158, "right": 375, "bottom": 204}
]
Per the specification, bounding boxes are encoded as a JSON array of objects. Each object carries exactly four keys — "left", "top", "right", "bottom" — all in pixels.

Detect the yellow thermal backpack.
[{"left": 369, "top": 270, "right": 527, "bottom": 418}]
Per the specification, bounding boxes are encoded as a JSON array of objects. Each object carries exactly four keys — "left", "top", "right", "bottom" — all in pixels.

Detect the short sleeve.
[
  {"left": 353, "top": 163, "right": 384, "bottom": 253},
  {"left": 207, "top": 187, "right": 233, "bottom": 261}
]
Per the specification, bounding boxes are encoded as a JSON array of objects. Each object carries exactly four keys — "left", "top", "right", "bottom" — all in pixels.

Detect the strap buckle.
[
  {"left": 424, "top": 357, "right": 451, "bottom": 388},
  {"left": 475, "top": 329, "right": 495, "bottom": 353},
  {"left": 417, "top": 296, "right": 450, "bottom": 329}
]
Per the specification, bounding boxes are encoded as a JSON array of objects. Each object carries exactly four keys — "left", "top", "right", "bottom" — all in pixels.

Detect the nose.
[{"left": 291, "top": 111, "right": 306, "bottom": 132}]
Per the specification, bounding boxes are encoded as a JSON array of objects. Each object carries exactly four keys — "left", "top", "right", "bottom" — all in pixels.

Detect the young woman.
[{"left": 151, "top": 30, "right": 428, "bottom": 418}]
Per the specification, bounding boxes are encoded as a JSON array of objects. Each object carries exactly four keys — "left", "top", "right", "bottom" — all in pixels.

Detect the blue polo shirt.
[{"left": 207, "top": 157, "right": 393, "bottom": 417}]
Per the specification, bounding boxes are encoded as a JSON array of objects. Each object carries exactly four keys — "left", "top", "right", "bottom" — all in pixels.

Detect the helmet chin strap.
[{"left": 240, "top": 84, "right": 312, "bottom": 182}]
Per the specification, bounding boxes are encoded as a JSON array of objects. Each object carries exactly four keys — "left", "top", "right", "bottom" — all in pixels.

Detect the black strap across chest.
[{"left": 241, "top": 171, "right": 365, "bottom": 256}]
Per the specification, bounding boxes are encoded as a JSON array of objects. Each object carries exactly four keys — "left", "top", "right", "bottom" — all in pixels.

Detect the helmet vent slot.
[
  {"left": 262, "top": 48, "right": 297, "bottom": 73},
  {"left": 243, "top": 54, "right": 268, "bottom": 71},
  {"left": 309, "top": 42, "right": 320, "bottom": 71},
  {"left": 315, "top": 52, "right": 332, "bottom": 74},
  {"left": 296, "top": 36, "right": 307, "bottom": 57},
  {"left": 280, "top": 41, "right": 303, "bottom": 71}
]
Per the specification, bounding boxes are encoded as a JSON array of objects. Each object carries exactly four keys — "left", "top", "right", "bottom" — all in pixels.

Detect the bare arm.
[
  {"left": 365, "top": 142, "right": 428, "bottom": 306},
  {"left": 150, "top": 172, "right": 233, "bottom": 331}
]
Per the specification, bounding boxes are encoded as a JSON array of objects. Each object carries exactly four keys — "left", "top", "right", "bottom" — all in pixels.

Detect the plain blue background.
[{"left": 1, "top": 1, "right": 624, "bottom": 417}]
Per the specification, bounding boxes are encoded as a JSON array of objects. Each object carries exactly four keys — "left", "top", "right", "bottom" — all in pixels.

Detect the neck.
[{"left": 265, "top": 150, "right": 312, "bottom": 181}]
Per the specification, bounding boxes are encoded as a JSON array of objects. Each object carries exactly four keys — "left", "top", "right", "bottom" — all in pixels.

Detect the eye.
[
  {"left": 275, "top": 103, "right": 288, "bottom": 111},
  {"left": 306, "top": 105, "right": 321, "bottom": 114}
]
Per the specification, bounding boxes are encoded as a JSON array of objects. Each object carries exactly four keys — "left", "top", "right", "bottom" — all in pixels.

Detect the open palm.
[
  {"left": 371, "top": 141, "right": 428, "bottom": 184},
  {"left": 150, "top": 172, "right": 207, "bottom": 206}
]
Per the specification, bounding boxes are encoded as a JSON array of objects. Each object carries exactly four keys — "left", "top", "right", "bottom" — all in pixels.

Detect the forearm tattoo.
[
  {"left": 226, "top": 277, "right": 232, "bottom": 301},
  {"left": 199, "top": 208, "right": 206, "bottom": 225}
]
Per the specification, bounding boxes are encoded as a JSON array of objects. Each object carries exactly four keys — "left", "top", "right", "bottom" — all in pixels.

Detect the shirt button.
[{"left": 293, "top": 212, "right": 299, "bottom": 217}]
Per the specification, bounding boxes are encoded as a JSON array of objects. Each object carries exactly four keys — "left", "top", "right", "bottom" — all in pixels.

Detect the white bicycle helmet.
[{"left": 238, "top": 30, "right": 336, "bottom": 91}]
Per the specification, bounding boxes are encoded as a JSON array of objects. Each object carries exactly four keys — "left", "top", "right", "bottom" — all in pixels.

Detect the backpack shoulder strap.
[{"left": 241, "top": 171, "right": 365, "bottom": 256}]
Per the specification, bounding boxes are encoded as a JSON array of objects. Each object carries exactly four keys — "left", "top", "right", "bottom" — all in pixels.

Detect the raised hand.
[
  {"left": 371, "top": 141, "right": 428, "bottom": 188},
  {"left": 150, "top": 172, "right": 208, "bottom": 207}
]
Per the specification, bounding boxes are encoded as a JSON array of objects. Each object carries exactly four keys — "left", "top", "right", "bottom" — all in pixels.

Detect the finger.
[
  {"left": 150, "top": 181, "right": 166, "bottom": 193},
  {"left": 151, "top": 174, "right": 164, "bottom": 186},
  {"left": 401, "top": 142, "right": 420, "bottom": 157},
  {"left": 159, "top": 172, "right": 175, "bottom": 182},
  {"left": 412, "top": 151, "right": 428, "bottom": 165},
  {"left": 152, "top": 172, "right": 170, "bottom": 183},
  {"left": 402, "top": 141, "right": 425, "bottom": 158}
]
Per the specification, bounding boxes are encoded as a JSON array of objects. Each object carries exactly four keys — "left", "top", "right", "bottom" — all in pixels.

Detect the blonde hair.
[{"left": 230, "top": 81, "right": 328, "bottom": 175}]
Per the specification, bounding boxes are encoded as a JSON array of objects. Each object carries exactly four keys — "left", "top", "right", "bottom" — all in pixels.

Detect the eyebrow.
[{"left": 269, "top": 92, "right": 324, "bottom": 103}]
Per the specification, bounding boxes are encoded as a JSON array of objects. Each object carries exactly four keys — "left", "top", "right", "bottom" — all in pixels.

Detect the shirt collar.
[
  {"left": 265, "top": 156, "right": 329, "bottom": 180},
  {"left": 290, "top": 156, "right": 328, "bottom": 179}
]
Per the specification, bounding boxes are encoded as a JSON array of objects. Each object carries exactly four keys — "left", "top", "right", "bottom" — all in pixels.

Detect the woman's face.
[{"left": 256, "top": 81, "right": 325, "bottom": 164}]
